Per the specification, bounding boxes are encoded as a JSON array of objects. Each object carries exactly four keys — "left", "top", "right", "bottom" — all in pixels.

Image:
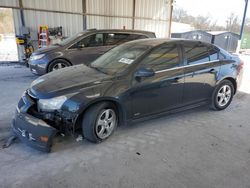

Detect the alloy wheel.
[
  {"left": 217, "top": 85, "right": 232, "bottom": 107},
  {"left": 95, "top": 109, "right": 117, "bottom": 139},
  {"left": 52, "top": 62, "right": 67, "bottom": 71}
]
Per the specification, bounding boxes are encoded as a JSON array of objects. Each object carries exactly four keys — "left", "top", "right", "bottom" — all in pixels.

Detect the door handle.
[
  {"left": 170, "top": 77, "right": 180, "bottom": 83},
  {"left": 209, "top": 69, "right": 216, "bottom": 73},
  {"left": 161, "top": 77, "right": 180, "bottom": 87}
]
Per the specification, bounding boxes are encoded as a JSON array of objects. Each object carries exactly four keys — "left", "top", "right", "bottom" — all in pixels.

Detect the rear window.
[
  {"left": 219, "top": 52, "right": 226, "bottom": 60},
  {"left": 209, "top": 47, "right": 219, "bottom": 61},
  {"left": 184, "top": 43, "right": 221, "bottom": 64},
  {"left": 104, "top": 33, "right": 147, "bottom": 46},
  {"left": 218, "top": 48, "right": 229, "bottom": 60},
  {"left": 184, "top": 45, "right": 209, "bottom": 65}
]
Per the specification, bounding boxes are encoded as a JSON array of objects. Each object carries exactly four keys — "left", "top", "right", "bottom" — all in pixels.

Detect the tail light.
[
  {"left": 239, "top": 59, "right": 244, "bottom": 70},
  {"left": 238, "top": 60, "right": 244, "bottom": 71}
]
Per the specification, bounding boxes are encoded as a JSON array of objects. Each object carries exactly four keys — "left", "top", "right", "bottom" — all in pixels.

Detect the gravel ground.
[{"left": 0, "top": 57, "right": 250, "bottom": 188}]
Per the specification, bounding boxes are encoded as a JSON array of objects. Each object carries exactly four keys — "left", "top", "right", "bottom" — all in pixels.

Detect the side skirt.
[{"left": 127, "top": 100, "right": 209, "bottom": 125}]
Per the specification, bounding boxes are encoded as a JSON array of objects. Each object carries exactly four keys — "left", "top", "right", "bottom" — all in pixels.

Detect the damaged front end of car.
[{"left": 11, "top": 90, "right": 79, "bottom": 152}]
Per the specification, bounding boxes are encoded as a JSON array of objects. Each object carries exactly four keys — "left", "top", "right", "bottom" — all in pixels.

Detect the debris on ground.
[
  {"left": 162, "top": 158, "right": 167, "bottom": 163},
  {"left": 2, "top": 135, "right": 17, "bottom": 149},
  {"left": 76, "top": 135, "right": 83, "bottom": 142}
]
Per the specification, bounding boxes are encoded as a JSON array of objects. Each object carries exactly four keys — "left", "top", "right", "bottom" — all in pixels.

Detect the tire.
[
  {"left": 48, "top": 59, "right": 71, "bottom": 72},
  {"left": 211, "top": 80, "right": 234, "bottom": 110},
  {"left": 82, "top": 102, "right": 118, "bottom": 143}
]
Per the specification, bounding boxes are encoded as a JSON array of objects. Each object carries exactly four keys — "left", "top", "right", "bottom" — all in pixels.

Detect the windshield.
[
  {"left": 90, "top": 43, "right": 151, "bottom": 75},
  {"left": 57, "top": 32, "right": 84, "bottom": 46}
]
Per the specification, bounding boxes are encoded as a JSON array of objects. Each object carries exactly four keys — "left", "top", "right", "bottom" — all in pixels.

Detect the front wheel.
[
  {"left": 211, "top": 80, "right": 234, "bottom": 110},
  {"left": 48, "top": 59, "right": 71, "bottom": 72},
  {"left": 82, "top": 102, "right": 118, "bottom": 143}
]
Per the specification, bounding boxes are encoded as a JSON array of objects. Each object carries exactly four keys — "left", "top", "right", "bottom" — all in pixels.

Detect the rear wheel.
[
  {"left": 48, "top": 59, "right": 71, "bottom": 72},
  {"left": 211, "top": 80, "right": 234, "bottom": 110},
  {"left": 82, "top": 102, "right": 118, "bottom": 143}
]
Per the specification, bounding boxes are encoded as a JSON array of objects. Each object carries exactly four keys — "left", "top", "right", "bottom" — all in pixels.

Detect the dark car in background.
[
  {"left": 12, "top": 39, "right": 243, "bottom": 152},
  {"left": 29, "top": 29, "right": 156, "bottom": 75}
]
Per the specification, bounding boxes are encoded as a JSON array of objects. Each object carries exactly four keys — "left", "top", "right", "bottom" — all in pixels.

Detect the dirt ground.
[{"left": 0, "top": 56, "right": 250, "bottom": 188}]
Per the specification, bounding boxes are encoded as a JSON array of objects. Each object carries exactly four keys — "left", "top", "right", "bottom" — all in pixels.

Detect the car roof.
[
  {"left": 78, "top": 29, "right": 156, "bottom": 36},
  {"left": 122, "top": 38, "right": 215, "bottom": 47}
]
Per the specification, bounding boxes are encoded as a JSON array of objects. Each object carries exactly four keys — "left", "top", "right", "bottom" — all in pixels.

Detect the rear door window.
[
  {"left": 88, "top": 33, "right": 104, "bottom": 47},
  {"left": 184, "top": 44, "right": 209, "bottom": 65},
  {"left": 104, "top": 33, "right": 129, "bottom": 46},
  {"left": 69, "top": 34, "right": 104, "bottom": 49},
  {"left": 208, "top": 47, "right": 219, "bottom": 61}
]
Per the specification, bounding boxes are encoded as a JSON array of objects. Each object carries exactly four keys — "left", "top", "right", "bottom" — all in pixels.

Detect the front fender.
[{"left": 78, "top": 96, "right": 127, "bottom": 125}]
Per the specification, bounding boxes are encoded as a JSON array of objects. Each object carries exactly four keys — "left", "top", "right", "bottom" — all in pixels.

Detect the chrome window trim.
[
  {"left": 66, "top": 32, "right": 150, "bottom": 51},
  {"left": 155, "top": 60, "right": 220, "bottom": 74}
]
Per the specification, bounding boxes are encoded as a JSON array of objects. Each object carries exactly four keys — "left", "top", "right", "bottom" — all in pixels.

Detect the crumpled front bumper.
[
  {"left": 12, "top": 110, "right": 57, "bottom": 152},
  {"left": 12, "top": 92, "right": 58, "bottom": 152}
]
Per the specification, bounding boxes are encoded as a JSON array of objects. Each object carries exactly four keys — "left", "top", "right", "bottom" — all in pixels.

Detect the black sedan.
[{"left": 12, "top": 39, "right": 243, "bottom": 152}]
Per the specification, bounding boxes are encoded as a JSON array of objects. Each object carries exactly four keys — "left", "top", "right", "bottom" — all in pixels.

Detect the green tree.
[{"left": 225, "top": 13, "right": 240, "bottom": 33}]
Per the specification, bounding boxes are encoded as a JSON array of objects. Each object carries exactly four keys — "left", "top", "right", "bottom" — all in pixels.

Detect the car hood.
[
  {"left": 33, "top": 45, "right": 60, "bottom": 55},
  {"left": 30, "top": 64, "right": 112, "bottom": 98}
]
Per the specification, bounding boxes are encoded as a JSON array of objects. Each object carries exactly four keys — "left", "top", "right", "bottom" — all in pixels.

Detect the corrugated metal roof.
[
  {"left": 21, "top": 10, "right": 83, "bottom": 38},
  {"left": 135, "top": 0, "right": 168, "bottom": 20},
  {"left": 22, "top": 0, "right": 82, "bottom": 13},
  {"left": 87, "top": 0, "right": 133, "bottom": 17},
  {"left": 135, "top": 0, "right": 170, "bottom": 37},
  {"left": 134, "top": 19, "right": 169, "bottom": 38},
  {"left": 2, "top": 0, "right": 171, "bottom": 38},
  {"left": 3, "top": 0, "right": 172, "bottom": 60},
  {"left": 87, "top": 16, "right": 132, "bottom": 29},
  {"left": 0, "top": 0, "right": 19, "bottom": 7}
]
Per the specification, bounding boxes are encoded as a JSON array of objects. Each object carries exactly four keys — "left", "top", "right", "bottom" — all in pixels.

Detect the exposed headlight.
[
  {"left": 38, "top": 96, "right": 67, "bottom": 111},
  {"left": 30, "top": 54, "right": 45, "bottom": 61}
]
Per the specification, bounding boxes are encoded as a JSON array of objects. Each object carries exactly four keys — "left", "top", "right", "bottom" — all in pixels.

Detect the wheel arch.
[
  {"left": 216, "top": 76, "right": 237, "bottom": 94},
  {"left": 75, "top": 97, "right": 127, "bottom": 129}
]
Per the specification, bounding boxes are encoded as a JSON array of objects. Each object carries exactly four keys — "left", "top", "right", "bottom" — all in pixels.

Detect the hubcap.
[
  {"left": 52, "top": 62, "right": 67, "bottom": 71},
  {"left": 95, "top": 109, "right": 116, "bottom": 139},
  {"left": 217, "top": 85, "right": 231, "bottom": 107}
]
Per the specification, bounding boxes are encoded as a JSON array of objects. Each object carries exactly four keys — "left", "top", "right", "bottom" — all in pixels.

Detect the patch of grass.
[{"left": 241, "top": 33, "right": 250, "bottom": 49}]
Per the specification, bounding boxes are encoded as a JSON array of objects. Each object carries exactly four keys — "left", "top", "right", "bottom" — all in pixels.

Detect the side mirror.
[{"left": 134, "top": 68, "right": 155, "bottom": 78}]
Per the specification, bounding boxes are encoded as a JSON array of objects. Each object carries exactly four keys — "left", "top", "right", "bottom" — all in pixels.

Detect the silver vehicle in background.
[{"left": 28, "top": 29, "right": 156, "bottom": 75}]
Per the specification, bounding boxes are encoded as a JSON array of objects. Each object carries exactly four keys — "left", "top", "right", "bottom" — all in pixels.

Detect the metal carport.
[{"left": 0, "top": 0, "right": 174, "bottom": 60}]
